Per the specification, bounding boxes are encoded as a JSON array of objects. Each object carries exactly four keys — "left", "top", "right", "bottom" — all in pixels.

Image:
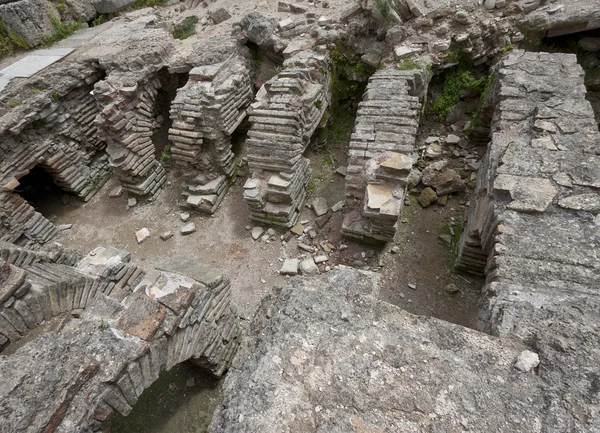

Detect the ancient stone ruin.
[{"left": 0, "top": 0, "right": 599, "bottom": 431}]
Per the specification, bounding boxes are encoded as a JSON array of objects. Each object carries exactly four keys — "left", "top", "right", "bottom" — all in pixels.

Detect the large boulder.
[{"left": 209, "top": 268, "right": 550, "bottom": 433}]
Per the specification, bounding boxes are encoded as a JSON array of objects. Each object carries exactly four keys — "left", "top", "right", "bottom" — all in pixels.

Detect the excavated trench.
[{"left": 8, "top": 27, "right": 597, "bottom": 433}]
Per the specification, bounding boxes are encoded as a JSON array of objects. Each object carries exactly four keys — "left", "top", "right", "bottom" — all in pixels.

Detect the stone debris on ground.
[
  {"left": 135, "top": 228, "right": 150, "bottom": 244},
  {"left": 160, "top": 231, "right": 173, "bottom": 241},
  {"left": 279, "top": 259, "right": 298, "bottom": 276},
  {"left": 180, "top": 223, "right": 196, "bottom": 235},
  {"left": 109, "top": 186, "right": 124, "bottom": 197},
  {"left": 311, "top": 197, "right": 328, "bottom": 217},
  {"left": 251, "top": 227, "right": 264, "bottom": 240},
  {"left": 299, "top": 257, "right": 319, "bottom": 275}
]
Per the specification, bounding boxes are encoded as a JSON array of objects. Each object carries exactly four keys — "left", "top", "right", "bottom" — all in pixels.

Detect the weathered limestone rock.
[
  {"left": 0, "top": 242, "right": 239, "bottom": 431},
  {"left": 342, "top": 69, "right": 429, "bottom": 243},
  {"left": 210, "top": 268, "right": 565, "bottom": 433},
  {"left": 244, "top": 51, "right": 330, "bottom": 228},
  {"left": 518, "top": 0, "right": 600, "bottom": 37},
  {"left": 0, "top": 0, "right": 96, "bottom": 48}
]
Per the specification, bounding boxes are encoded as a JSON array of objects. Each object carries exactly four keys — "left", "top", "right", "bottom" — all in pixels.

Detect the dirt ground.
[{"left": 49, "top": 144, "right": 482, "bottom": 331}]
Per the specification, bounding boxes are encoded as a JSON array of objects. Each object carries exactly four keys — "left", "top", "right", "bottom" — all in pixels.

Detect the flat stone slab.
[
  {"left": 558, "top": 193, "right": 600, "bottom": 212},
  {"left": 366, "top": 184, "right": 395, "bottom": 210},
  {"left": 331, "top": 201, "right": 345, "bottom": 212},
  {"left": 0, "top": 48, "right": 74, "bottom": 78},
  {"left": 109, "top": 186, "right": 124, "bottom": 197},
  {"left": 210, "top": 269, "right": 548, "bottom": 433},
  {"left": 280, "top": 259, "right": 298, "bottom": 275},
  {"left": 181, "top": 223, "right": 196, "bottom": 235},
  {"left": 0, "top": 76, "right": 10, "bottom": 92},
  {"left": 135, "top": 228, "right": 150, "bottom": 244},
  {"left": 380, "top": 152, "right": 413, "bottom": 172},
  {"left": 251, "top": 227, "right": 264, "bottom": 240},
  {"left": 290, "top": 223, "right": 304, "bottom": 236},
  {"left": 494, "top": 174, "right": 557, "bottom": 213},
  {"left": 244, "top": 178, "right": 260, "bottom": 189},
  {"left": 312, "top": 197, "right": 328, "bottom": 217}
]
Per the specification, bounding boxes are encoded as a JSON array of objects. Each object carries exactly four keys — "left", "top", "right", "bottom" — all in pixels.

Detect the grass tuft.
[
  {"left": 430, "top": 62, "right": 487, "bottom": 122},
  {"left": 172, "top": 16, "right": 198, "bottom": 40},
  {"left": 41, "top": 15, "right": 83, "bottom": 46}
]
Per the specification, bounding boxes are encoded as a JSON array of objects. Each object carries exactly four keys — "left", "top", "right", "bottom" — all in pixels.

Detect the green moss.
[
  {"left": 0, "top": 19, "right": 32, "bottom": 59},
  {"left": 130, "top": 0, "right": 166, "bottom": 9},
  {"left": 374, "top": 0, "right": 392, "bottom": 24},
  {"left": 250, "top": 59, "right": 262, "bottom": 76},
  {"left": 8, "top": 99, "right": 20, "bottom": 107},
  {"left": 469, "top": 71, "right": 495, "bottom": 130},
  {"left": 397, "top": 59, "right": 422, "bottom": 71},
  {"left": 52, "top": 92, "right": 61, "bottom": 102},
  {"left": 172, "top": 16, "right": 198, "bottom": 40},
  {"left": 430, "top": 61, "right": 487, "bottom": 122}
]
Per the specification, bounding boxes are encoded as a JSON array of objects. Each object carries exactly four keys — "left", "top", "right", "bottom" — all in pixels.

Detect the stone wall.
[
  {"left": 457, "top": 50, "right": 600, "bottom": 429},
  {"left": 0, "top": 65, "right": 110, "bottom": 248},
  {"left": 0, "top": 241, "right": 239, "bottom": 432},
  {"left": 243, "top": 50, "right": 330, "bottom": 228},
  {"left": 342, "top": 69, "right": 428, "bottom": 243},
  {"left": 93, "top": 67, "right": 170, "bottom": 198},
  {"left": 169, "top": 56, "right": 253, "bottom": 214}
]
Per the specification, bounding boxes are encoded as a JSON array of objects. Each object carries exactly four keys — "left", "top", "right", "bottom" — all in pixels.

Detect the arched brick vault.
[
  {"left": 0, "top": 241, "right": 239, "bottom": 432},
  {"left": 0, "top": 67, "right": 110, "bottom": 248}
]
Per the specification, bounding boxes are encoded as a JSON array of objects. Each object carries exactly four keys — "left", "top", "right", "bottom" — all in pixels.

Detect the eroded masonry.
[{"left": 0, "top": 0, "right": 599, "bottom": 431}]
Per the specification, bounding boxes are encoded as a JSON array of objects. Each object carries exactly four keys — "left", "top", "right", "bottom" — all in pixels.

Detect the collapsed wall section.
[
  {"left": 0, "top": 242, "right": 239, "bottom": 432},
  {"left": 457, "top": 51, "right": 600, "bottom": 430},
  {"left": 0, "top": 66, "right": 110, "bottom": 247},
  {"left": 342, "top": 69, "right": 428, "bottom": 243},
  {"left": 243, "top": 51, "right": 330, "bottom": 228},
  {"left": 169, "top": 56, "right": 253, "bottom": 214}
]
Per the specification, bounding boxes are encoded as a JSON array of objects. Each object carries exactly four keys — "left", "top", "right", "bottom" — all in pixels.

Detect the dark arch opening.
[
  {"left": 14, "top": 165, "right": 81, "bottom": 219},
  {"left": 102, "top": 362, "right": 222, "bottom": 433},
  {"left": 153, "top": 70, "right": 190, "bottom": 162}
]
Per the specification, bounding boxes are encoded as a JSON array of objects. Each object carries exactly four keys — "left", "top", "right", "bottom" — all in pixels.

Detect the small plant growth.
[
  {"left": 161, "top": 148, "right": 172, "bottom": 162},
  {"left": 0, "top": 19, "right": 30, "bottom": 58},
  {"left": 172, "top": 16, "right": 198, "bottom": 40},
  {"left": 130, "top": 0, "right": 166, "bottom": 9},
  {"left": 374, "top": 0, "right": 392, "bottom": 23},
  {"left": 397, "top": 59, "right": 422, "bottom": 71},
  {"left": 430, "top": 61, "right": 487, "bottom": 122},
  {"left": 92, "top": 15, "right": 105, "bottom": 27},
  {"left": 41, "top": 15, "right": 83, "bottom": 46}
]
